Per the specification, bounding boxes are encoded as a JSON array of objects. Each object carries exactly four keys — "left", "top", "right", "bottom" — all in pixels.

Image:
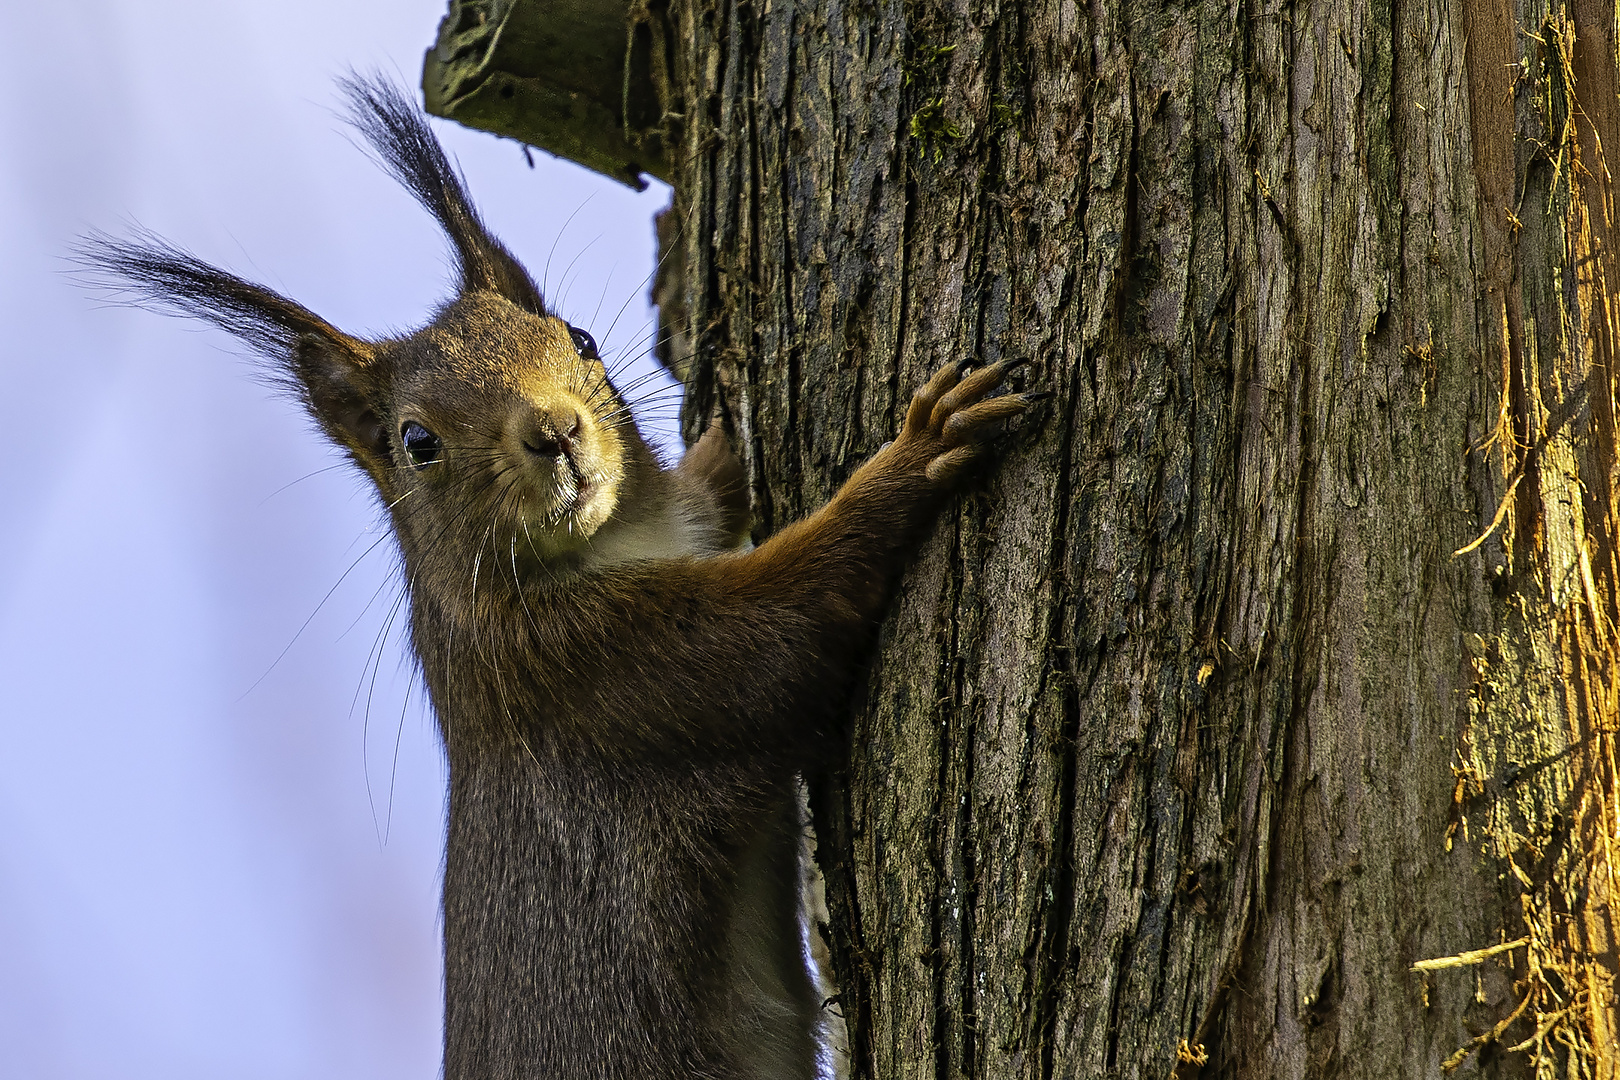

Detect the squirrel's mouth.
[
  {"left": 557, "top": 484, "right": 592, "bottom": 520},
  {"left": 551, "top": 466, "right": 615, "bottom": 530},
  {"left": 553, "top": 455, "right": 593, "bottom": 511}
]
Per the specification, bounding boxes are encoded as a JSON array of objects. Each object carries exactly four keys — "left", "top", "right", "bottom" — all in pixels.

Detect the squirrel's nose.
[{"left": 521, "top": 407, "right": 582, "bottom": 459}]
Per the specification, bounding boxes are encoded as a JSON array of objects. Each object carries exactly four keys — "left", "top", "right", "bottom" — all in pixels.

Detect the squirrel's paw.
[{"left": 897, "top": 358, "right": 1039, "bottom": 485}]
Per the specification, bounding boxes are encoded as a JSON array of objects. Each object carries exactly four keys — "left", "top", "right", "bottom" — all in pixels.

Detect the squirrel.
[{"left": 86, "top": 77, "right": 1037, "bottom": 1080}]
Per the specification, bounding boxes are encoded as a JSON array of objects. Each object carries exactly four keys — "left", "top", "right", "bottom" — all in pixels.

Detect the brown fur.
[{"left": 83, "top": 77, "right": 1035, "bottom": 1080}]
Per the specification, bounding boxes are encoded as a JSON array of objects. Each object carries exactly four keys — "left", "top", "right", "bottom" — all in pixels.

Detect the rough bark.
[{"left": 431, "top": 0, "right": 1620, "bottom": 1074}]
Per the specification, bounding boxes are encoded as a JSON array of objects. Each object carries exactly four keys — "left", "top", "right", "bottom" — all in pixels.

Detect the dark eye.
[
  {"left": 567, "top": 324, "right": 598, "bottom": 359},
  {"left": 401, "top": 421, "right": 443, "bottom": 467}
]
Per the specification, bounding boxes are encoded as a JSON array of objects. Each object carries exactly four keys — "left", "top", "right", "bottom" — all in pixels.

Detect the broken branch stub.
[{"left": 422, "top": 0, "right": 672, "bottom": 189}]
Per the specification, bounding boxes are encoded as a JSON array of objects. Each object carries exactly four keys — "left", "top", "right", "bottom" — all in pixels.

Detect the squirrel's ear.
[
  {"left": 77, "top": 232, "right": 393, "bottom": 469},
  {"left": 290, "top": 333, "right": 389, "bottom": 466}
]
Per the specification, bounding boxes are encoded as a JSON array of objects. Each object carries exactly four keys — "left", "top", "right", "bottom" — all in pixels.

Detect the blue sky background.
[{"left": 0, "top": 3, "right": 675, "bottom": 1076}]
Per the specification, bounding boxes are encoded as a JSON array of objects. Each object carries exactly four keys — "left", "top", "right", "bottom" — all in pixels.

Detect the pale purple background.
[{"left": 0, "top": 3, "right": 676, "bottom": 1076}]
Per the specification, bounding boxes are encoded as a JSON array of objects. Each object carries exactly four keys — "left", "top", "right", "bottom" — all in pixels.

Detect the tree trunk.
[
  {"left": 658, "top": 0, "right": 1620, "bottom": 1075},
  {"left": 430, "top": 0, "right": 1620, "bottom": 1073}
]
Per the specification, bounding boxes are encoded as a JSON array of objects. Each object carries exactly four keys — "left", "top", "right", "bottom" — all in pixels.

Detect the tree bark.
[{"left": 433, "top": 0, "right": 1620, "bottom": 1074}]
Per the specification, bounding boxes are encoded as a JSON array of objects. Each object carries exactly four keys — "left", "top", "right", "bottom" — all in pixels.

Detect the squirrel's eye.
[
  {"left": 567, "top": 324, "right": 598, "bottom": 359},
  {"left": 401, "top": 422, "right": 443, "bottom": 467}
]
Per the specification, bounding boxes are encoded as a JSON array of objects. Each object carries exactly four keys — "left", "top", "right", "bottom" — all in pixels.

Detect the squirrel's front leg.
[
  {"left": 748, "top": 357, "right": 1037, "bottom": 620},
  {"left": 520, "top": 358, "right": 1036, "bottom": 757}
]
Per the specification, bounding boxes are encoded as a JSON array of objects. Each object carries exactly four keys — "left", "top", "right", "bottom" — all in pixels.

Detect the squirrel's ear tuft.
[
  {"left": 339, "top": 73, "right": 547, "bottom": 315},
  {"left": 77, "top": 231, "right": 388, "bottom": 465}
]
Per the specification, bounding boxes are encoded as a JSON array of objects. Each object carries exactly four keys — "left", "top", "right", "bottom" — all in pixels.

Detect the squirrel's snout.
[
  {"left": 506, "top": 396, "right": 620, "bottom": 536},
  {"left": 519, "top": 407, "right": 583, "bottom": 460}
]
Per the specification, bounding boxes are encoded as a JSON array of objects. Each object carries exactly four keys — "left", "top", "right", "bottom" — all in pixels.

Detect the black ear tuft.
[
  {"left": 76, "top": 229, "right": 359, "bottom": 368},
  {"left": 339, "top": 73, "right": 547, "bottom": 315},
  {"left": 76, "top": 231, "right": 385, "bottom": 463}
]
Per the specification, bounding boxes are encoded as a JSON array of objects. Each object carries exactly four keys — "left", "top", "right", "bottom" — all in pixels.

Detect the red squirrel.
[{"left": 86, "top": 77, "right": 1037, "bottom": 1080}]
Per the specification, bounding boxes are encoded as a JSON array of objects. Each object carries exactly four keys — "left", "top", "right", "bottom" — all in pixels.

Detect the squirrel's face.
[
  {"left": 86, "top": 77, "right": 677, "bottom": 589},
  {"left": 350, "top": 292, "right": 646, "bottom": 577}
]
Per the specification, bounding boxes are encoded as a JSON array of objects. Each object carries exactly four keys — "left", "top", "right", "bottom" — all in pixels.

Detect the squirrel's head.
[{"left": 82, "top": 77, "right": 668, "bottom": 591}]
